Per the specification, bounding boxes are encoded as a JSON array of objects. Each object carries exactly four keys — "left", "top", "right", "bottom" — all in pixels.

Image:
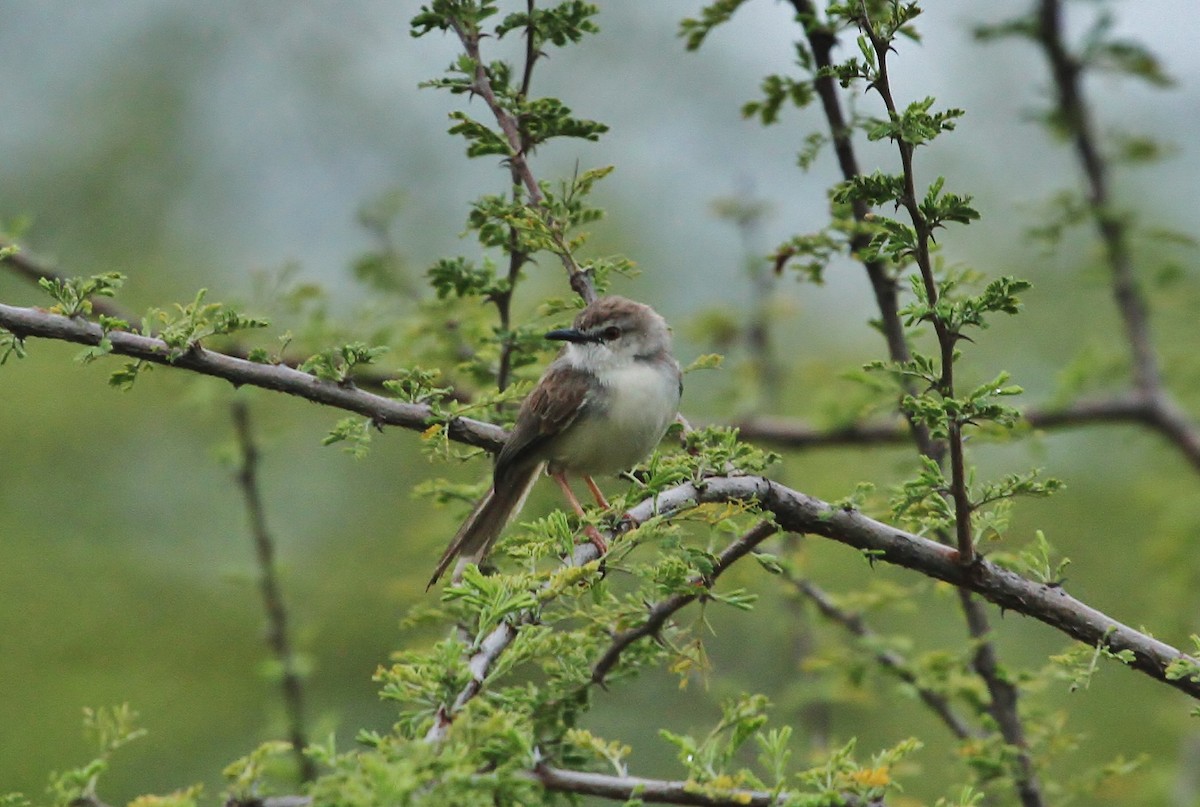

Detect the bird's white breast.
[{"left": 549, "top": 358, "right": 680, "bottom": 475}]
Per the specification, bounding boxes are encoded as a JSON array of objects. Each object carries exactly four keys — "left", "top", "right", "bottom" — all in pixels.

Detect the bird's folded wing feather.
[{"left": 495, "top": 363, "right": 593, "bottom": 481}]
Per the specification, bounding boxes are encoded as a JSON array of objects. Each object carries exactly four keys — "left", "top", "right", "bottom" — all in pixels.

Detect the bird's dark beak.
[{"left": 545, "top": 327, "right": 591, "bottom": 344}]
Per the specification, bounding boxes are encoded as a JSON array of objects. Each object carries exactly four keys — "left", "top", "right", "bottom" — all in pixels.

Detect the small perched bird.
[{"left": 429, "top": 295, "right": 682, "bottom": 588}]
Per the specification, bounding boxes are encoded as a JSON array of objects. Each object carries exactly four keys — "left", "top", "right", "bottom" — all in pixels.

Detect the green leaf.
[{"left": 679, "top": 0, "right": 750, "bottom": 51}]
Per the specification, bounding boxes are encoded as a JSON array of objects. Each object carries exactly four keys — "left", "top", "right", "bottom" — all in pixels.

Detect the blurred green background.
[{"left": 2, "top": 2, "right": 1200, "bottom": 804}]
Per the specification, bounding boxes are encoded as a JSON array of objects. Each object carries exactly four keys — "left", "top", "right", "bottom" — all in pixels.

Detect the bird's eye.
[{"left": 601, "top": 325, "right": 621, "bottom": 341}]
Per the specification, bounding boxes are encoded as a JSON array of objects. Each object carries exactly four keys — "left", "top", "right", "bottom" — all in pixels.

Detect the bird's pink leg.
[
  {"left": 583, "top": 475, "right": 610, "bottom": 509},
  {"left": 552, "top": 473, "right": 608, "bottom": 554}
]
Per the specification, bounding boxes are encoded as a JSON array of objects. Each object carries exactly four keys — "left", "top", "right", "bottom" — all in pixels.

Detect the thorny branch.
[
  {"left": 854, "top": 8, "right": 1040, "bottom": 799},
  {"left": 0, "top": 241, "right": 423, "bottom": 398},
  {"left": 495, "top": 0, "right": 539, "bottom": 393},
  {"left": 786, "top": 0, "right": 938, "bottom": 461},
  {"left": 784, "top": 4, "right": 1041, "bottom": 802},
  {"left": 624, "top": 476, "right": 1200, "bottom": 698},
  {"left": 422, "top": 470, "right": 1200, "bottom": 745}
]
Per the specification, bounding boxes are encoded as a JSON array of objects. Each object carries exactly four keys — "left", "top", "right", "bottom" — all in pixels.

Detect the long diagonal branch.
[{"left": 623, "top": 476, "right": 1200, "bottom": 699}]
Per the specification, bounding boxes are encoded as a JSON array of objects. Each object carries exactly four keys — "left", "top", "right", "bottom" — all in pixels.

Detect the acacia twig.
[
  {"left": 230, "top": 400, "right": 316, "bottom": 783},
  {"left": 849, "top": 6, "right": 1042, "bottom": 801},
  {"left": 423, "top": 616, "right": 527, "bottom": 744},
  {"left": 448, "top": 19, "right": 597, "bottom": 304},
  {"left": 0, "top": 242, "right": 436, "bottom": 399},
  {"left": 494, "top": 0, "right": 539, "bottom": 393},
  {"left": 786, "top": 0, "right": 938, "bottom": 462},
  {"left": 0, "top": 241, "right": 129, "bottom": 321}
]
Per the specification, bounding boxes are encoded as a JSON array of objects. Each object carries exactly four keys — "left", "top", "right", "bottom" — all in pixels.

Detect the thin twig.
[
  {"left": 0, "top": 242, "right": 129, "bottom": 320},
  {"left": 423, "top": 617, "right": 528, "bottom": 744},
  {"left": 1035, "top": 0, "right": 1159, "bottom": 394},
  {"left": 845, "top": 5, "right": 1041, "bottom": 800},
  {"left": 230, "top": 400, "right": 316, "bottom": 783},
  {"left": 589, "top": 521, "right": 778, "bottom": 687},
  {"left": 493, "top": 0, "right": 539, "bottom": 393},
  {"left": 856, "top": 7, "right": 974, "bottom": 565},
  {"left": 783, "top": 573, "right": 977, "bottom": 740},
  {"left": 0, "top": 242, "right": 439, "bottom": 399}
]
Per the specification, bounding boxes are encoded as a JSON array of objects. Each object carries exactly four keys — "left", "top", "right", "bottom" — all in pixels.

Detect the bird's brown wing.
[{"left": 494, "top": 362, "right": 592, "bottom": 483}]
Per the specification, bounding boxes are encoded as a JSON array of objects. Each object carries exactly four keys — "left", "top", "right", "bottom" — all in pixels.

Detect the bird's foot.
[{"left": 583, "top": 524, "right": 608, "bottom": 555}]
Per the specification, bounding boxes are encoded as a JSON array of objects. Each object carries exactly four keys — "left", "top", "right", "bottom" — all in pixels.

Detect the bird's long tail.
[{"left": 427, "top": 462, "right": 544, "bottom": 589}]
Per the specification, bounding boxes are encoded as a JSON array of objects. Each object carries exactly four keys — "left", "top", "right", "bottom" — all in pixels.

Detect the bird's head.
[{"left": 545, "top": 296, "right": 672, "bottom": 366}]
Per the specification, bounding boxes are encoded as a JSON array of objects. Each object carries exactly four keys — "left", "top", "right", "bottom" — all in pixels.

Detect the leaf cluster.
[{"left": 37, "top": 271, "right": 125, "bottom": 318}]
